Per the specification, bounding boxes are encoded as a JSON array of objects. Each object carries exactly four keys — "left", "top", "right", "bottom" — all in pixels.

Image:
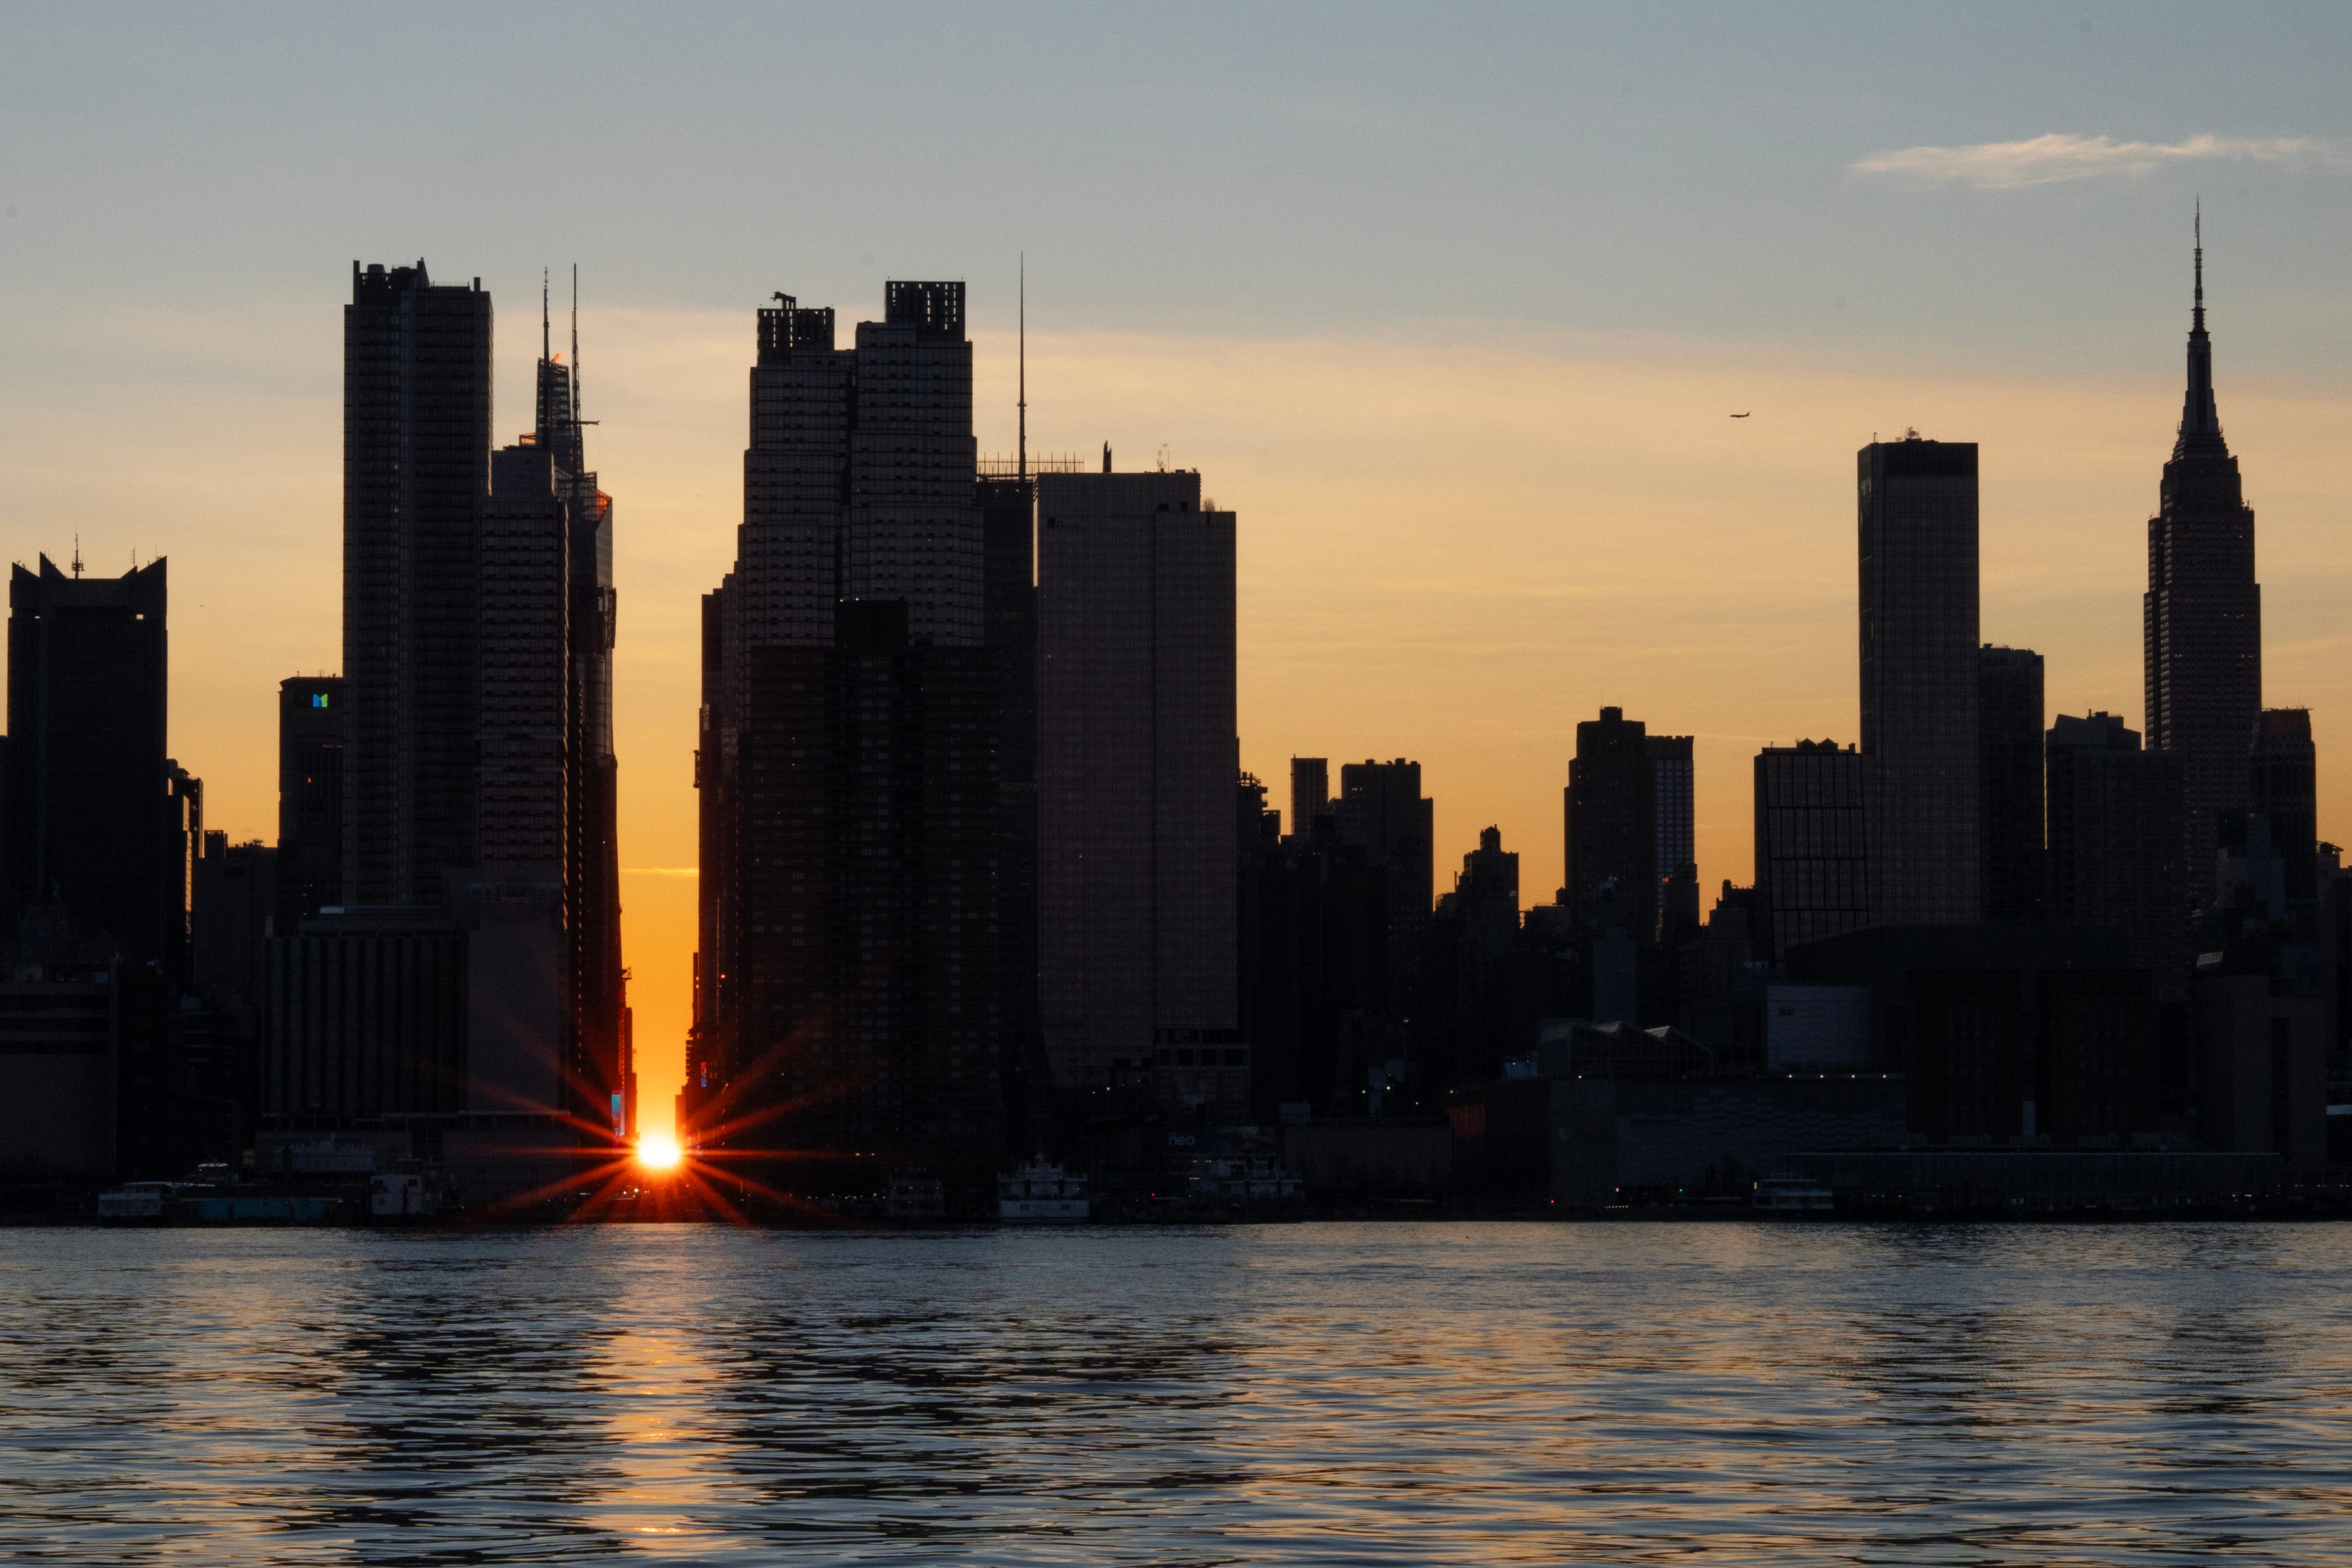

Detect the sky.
[{"left": 3, "top": 2, "right": 2348, "bottom": 1135}]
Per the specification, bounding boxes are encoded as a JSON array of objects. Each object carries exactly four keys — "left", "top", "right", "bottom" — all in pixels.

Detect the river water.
[{"left": 4, "top": 1222, "right": 2351, "bottom": 1565}]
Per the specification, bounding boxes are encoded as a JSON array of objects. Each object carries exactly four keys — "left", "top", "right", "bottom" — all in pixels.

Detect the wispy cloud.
[{"left": 1853, "top": 133, "right": 2350, "bottom": 189}]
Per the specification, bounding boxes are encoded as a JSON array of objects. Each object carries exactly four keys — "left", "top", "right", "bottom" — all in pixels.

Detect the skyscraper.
[
  {"left": 1858, "top": 435, "right": 1981, "bottom": 924},
  {"left": 276, "top": 676, "right": 343, "bottom": 933},
  {"left": 532, "top": 281, "right": 629, "bottom": 1138},
  {"left": 978, "top": 467, "right": 1044, "bottom": 1143},
  {"left": 1037, "top": 466, "right": 1240, "bottom": 1116},
  {"left": 3, "top": 556, "right": 174, "bottom": 966},
  {"left": 1565, "top": 707, "right": 1655, "bottom": 933},
  {"left": 2045, "top": 712, "right": 2186, "bottom": 997},
  {"left": 475, "top": 443, "right": 570, "bottom": 876},
  {"left": 1563, "top": 709, "right": 1695, "bottom": 943},
  {"left": 1648, "top": 733, "right": 1698, "bottom": 940},
  {"left": 2145, "top": 217, "right": 2261, "bottom": 906},
  {"left": 1335, "top": 758, "right": 1434, "bottom": 999},
  {"left": 694, "top": 283, "right": 1002, "bottom": 1185},
  {"left": 1290, "top": 757, "right": 1329, "bottom": 836},
  {"left": 1978, "top": 645, "right": 2045, "bottom": 923},
  {"left": 1753, "top": 740, "right": 1873, "bottom": 961},
  {"left": 2250, "top": 708, "right": 2318, "bottom": 906},
  {"left": 342, "top": 261, "right": 493, "bottom": 908}
]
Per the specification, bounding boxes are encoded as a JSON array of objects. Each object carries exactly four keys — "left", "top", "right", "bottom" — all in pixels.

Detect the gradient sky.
[{"left": 4, "top": 3, "right": 2348, "bottom": 1133}]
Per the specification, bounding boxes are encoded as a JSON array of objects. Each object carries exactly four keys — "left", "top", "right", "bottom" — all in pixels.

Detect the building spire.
[
  {"left": 542, "top": 267, "right": 551, "bottom": 367},
  {"left": 2175, "top": 201, "right": 2225, "bottom": 459},
  {"left": 1018, "top": 253, "right": 1027, "bottom": 483},
  {"left": 2193, "top": 198, "right": 2205, "bottom": 330},
  {"left": 571, "top": 263, "right": 581, "bottom": 423}
]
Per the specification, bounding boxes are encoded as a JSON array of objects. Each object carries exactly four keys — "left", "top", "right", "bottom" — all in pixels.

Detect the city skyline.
[{"left": 6, "top": 7, "right": 2351, "bottom": 1138}]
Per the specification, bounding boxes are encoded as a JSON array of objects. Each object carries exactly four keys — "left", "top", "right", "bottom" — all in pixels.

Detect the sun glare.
[{"left": 637, "top": 1132, "right": 683, "bottom": 1170}]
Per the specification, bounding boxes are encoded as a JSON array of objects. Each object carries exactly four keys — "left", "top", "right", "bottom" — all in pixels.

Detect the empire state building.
[{"left": 2144, "top": 215, "right": 2261, "bottom": 906}]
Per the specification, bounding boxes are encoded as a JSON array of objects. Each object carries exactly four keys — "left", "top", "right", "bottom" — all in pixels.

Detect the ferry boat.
[
  {"left": 97, "top": 1181, "right": 183, "bottom": 1222},
  {"left": 1752, "top": 1174, "right": 1836, "bottom": 1214},
  {"left": 997, "top": 1161, "right": 1089, "bottom": 1223}
]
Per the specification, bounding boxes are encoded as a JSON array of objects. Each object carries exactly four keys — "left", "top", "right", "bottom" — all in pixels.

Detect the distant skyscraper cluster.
[
  {"left": 0, "top": 221, "right": 2340, "bottom": 1216},
  {"left": 0, "top": 261, "right": 632, "bottom": 1199}
]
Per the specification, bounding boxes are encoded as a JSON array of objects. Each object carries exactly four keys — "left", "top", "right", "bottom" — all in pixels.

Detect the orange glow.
[{"left": 637, "top": 1132, "right": 683, "bottom": 1170}]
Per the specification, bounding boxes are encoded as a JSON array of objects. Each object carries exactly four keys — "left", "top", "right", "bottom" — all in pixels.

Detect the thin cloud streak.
[{"left": 1853, "top": 133, "right": 2350, "bottom": 189}]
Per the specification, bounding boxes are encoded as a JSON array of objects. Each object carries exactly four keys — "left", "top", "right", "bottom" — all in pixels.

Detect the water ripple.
[{"left": 3, "top": 1222, "right": 2349, "bottom": 1564}]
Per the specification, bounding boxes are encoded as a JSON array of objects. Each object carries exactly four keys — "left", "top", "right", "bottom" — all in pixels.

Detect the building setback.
[
  {"left": 2145, "top": 221, "right": 2261, "bottom": 907},
  {"left": 3, "top": 557, "right": 177, "bottom": 967},
  {"left": 1858, "top": 435, "right": 1981, "bottom": 925},
  {"left": 1037, "top": 466, "right": 1240, "bottom": 1116}
]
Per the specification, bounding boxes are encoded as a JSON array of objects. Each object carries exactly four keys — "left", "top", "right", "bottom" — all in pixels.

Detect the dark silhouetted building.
[
  {"left": 1649, "top": 733, "right": 1698, "bottom": 940},
  {"left": 1565, "top": 706, "right": 1655, "bottom": 935},
  {"left": 1246, "top": 808, "right": 1394, "bottom": 1121},
  {"left": 978, "top": 468, "right": 1044, "bottom": 1147},
  {"left": 2145, "top": 223, "right": 2261, "bottom": 906},
  {"left": 343, "top": 260, "right": 493, "bottom": 908},
  {"left": 1859, "top": 434, "right": 1981, "bottom": 924},
  {"left": 277, "top": 676, "right": 343, "bottom": 931},
  {"left": 1564, "top": 709, "right": 1697, "bottom": 945},
  {"left": 3, "top": 556, "right": 175, "bottom": 967},
  {"left": 2250, "top": 708, "right": 2318, "bottom": 906},
  {"left": 1437, "top": 825, "right": 1520, "bottom": 1086},
  {"left": 192, "top": 833, "right": 277, "bottom": 1011},
  {"left": 1290, "top": 757, "right": 1330, "bottom": 837},
  {"left": 535, "top": 298, "right": 630, "bottom": 1140},
  {"left": 692, "top": 284, "right": 1004, "bottom": 1190},
  {"left": 1979, "top": 645, "right": 2045, "bottom": 922},
  {"left": 1039, "top": 465, "right": 1240, "bottom": 1119},
  {"left": 1336, "top": 758, "right": 1434, "bottom": 1004},
  {"left": 1753, "top": 740, "right": 1872, "bottom": 961},
  {"left": 2045, "top": 712, "right": 2187, "bottom": 998}
]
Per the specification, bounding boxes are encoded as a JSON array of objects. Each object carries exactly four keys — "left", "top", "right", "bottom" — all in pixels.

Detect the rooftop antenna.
[
  {"left": 71, "top": 535, "right": 82, "bottom": 578},
  {"left": 1018, "top": 253, "right": 1027, "bottom": 483},
  {"left": 2193, "top": 197, "right": 2205, "bottom": 331},
  {"left": 571, "top": 263, "right": 581, "bottom": 421},
  {"left": 542, "top": 267, "right": 551, "bottom": 366}
]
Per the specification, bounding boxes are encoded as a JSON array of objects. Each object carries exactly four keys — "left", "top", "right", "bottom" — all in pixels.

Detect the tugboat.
[{"left": 997, "top": 1160, "right": 1089, "bottom": 1223}]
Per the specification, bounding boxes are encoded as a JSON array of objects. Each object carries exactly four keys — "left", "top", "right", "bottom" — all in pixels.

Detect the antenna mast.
[
  {"left": 571, "top": 263, "right": 581, "bottom": 421},
  {"left": 541, "top": 267, "right": 550, "bottom": 366},
  {"left": 1018, "top": 253, "right": 1027, "bottom": 483}
]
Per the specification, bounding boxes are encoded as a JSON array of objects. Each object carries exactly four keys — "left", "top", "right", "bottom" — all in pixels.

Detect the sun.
[{"left": 636, "top": 1131, "right": 683, "bottom": 1170}]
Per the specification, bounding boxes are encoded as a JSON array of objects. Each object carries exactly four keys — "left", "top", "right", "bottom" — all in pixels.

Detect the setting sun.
[{"left": 635, "top": 1133, "right": 682, "bottom": 1170}]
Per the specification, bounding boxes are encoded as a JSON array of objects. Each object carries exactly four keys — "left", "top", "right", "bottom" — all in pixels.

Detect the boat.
[
  {"left": 1187, "top": 1152, "right": 1305, "bottom": 1206},
  {"left": 1752, "top": 1174, "right": 1836, "bottom": 1214},
  {"left": 96, "top": 1181, "right": 183, "bottom": 1222},
  {"left": 997, "top": 1161, "right": 1089, "bottom": 1223}
]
